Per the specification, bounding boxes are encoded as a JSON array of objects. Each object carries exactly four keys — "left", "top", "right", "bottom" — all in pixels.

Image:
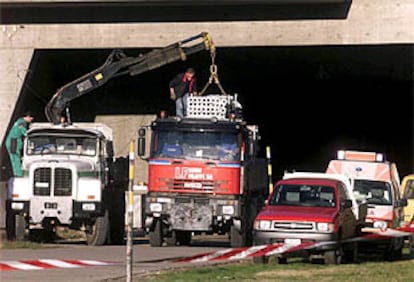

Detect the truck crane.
[
  {"left": 45, "top": 32, "right": 215, "bottom": 124},
  {"left": 7, "top": 32, "right": 216, "bottom": 245}
]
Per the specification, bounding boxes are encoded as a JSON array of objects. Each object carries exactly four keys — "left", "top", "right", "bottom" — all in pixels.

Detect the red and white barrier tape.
[
  {"left": 175, "top": 222, "right": 414, "bottom": 263},
  {"left": 0, "top": 259, "right": 113, "bottom": 272}
]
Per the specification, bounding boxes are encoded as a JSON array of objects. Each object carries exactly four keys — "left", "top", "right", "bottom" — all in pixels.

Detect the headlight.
[
  {"left": 373, "top": 220, "right": 388, "bottom": 230},
  {"left": 316, "top": 222, "right": 334, "bottom": 232},
  {"left": 11, "top": 202, "right": 24, "bottom": 210},
  {"left": 150, "top": 203, "right": 162, "bottom": 212},
  {"left": 82, "top": 203, "right": 96, "bottom": 211},
  {"left": 254, "top": 220, "right": 272, "bottom": 230},
  {"left": 222, "top": 205, "right": 234, "bottom": 215}
]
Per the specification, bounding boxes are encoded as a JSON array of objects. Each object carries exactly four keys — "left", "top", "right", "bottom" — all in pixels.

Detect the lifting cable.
[{"left": 199, "top": 50, "right": 228, "bottom": 96}]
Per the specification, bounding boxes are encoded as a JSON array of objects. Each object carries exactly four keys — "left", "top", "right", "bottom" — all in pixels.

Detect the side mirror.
[
  {"left": 137, "top": 128, "right": 146, "bottom": 157},
  {"left": 106, "top": 141, "right": 114, "bottom": 157},
  {"left": 341, "top": 199, "right": 353, "bottom": 209},
  {"left": 399, "top": 198, "right": 408, "bottom": 207}
]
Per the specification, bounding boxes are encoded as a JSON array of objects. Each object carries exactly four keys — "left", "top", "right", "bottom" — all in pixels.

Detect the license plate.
[
  {"left": 284, "top": 238, "right": 301, "bottom": 245},
  {"left": 44, "top": 202, "right": 58, "bottom": 209}
]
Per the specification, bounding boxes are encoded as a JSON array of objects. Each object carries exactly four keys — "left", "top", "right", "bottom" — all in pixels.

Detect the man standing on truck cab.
[
  {"left": 5, "top": 111, "right": 34, "bottom": 177},
  {"left": 169, "top": 67, "right": 198, "bottom": 117}
]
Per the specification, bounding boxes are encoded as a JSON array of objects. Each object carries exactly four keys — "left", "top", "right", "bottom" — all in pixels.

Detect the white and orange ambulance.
[{"left": 326, "top": 150, "right": 407, "bottom": 260}]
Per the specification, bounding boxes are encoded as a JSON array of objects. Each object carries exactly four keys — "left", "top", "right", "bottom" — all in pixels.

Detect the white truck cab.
[{"left": 6, "top": 122, "right": 125, "bottom": 245}]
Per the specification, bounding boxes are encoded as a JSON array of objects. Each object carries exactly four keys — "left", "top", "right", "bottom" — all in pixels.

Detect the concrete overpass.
[
  {"left": 0, "top": 0, "right": 413, "bottom": 237},
  {"left": 1, "top": 0, "right": 414, "bottom": 146}
]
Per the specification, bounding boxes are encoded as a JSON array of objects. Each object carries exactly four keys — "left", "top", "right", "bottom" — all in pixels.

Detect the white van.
[{"left": 326, "top": 150, "right": 407, "bottom": 260}]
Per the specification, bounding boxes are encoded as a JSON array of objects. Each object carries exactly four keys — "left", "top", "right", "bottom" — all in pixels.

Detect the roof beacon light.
[
  {"left": 337, "top": 150, "right": 345, "bottom": 160},
  {"left": 337, "top": 150, "right": 385, "bottom": 162},
  {"left": 375, "top": 153, "right": 384, "bottom": 162}
]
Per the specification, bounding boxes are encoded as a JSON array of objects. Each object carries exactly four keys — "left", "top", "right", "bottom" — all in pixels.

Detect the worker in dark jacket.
[
  {"left": 5, "top": 111, "right": 34, "bottom": 177},
  {"left": 169, "top": 67, "right": 198, "bottom": 117}
]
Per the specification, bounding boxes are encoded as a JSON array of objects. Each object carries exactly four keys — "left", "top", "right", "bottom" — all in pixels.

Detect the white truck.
[
  {"left": 6, "top": 122, "right": 126, "bottom": 245},
  {"left": 326, "top": 150, "right": 407, "bottom": 260}
]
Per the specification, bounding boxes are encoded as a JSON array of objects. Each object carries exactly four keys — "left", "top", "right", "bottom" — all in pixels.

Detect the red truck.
[
  {"left": 253, "top": 172, "right": 359, "bottom": 264},
  {"left": 138, "top": 95, "right": 268, "bottom": 247}
]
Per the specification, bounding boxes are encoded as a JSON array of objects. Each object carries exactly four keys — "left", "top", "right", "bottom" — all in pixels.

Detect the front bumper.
[
  {"left": 253, "top": 230, "right": 338, "bottom": 251},
  {"left": 145, "top": 193, "right": 240, "bottom": 231},
  {"left": 73, "top": 201, "right": 104, "bottom": 218},
  {"left": 6, "top": 200, "right": 30, "bottom": 216}
]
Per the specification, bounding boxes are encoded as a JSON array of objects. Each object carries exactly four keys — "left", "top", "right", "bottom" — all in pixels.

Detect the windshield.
[
  {"left": 269, "top": 184, "right": 337, "bottom": 208},
  {"left": 27, "top": 135, "right": 98, "bottom": 156},
  {"left": 151, "top": 130, "right": 240, "bottom": 161},
  {"left": 353, "top": 180, "right": 393, "bottom": 205},
  {"left": 403, "top": 179, "right": 414, "bottom": 199}
]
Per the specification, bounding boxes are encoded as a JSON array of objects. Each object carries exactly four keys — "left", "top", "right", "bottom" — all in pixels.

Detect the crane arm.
[{"left": 45, "top": 32, "right": 215, "bottom": 124}]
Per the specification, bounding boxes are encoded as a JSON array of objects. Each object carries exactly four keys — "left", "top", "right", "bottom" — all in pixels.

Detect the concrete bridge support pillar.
[{"left": 0, "top": 48, "right": 33, "bottom": 238}]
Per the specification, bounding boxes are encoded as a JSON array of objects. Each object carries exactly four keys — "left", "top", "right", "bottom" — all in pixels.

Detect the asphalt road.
[{"left": 0, "top": 235, "right": 231, "bottom": 282}]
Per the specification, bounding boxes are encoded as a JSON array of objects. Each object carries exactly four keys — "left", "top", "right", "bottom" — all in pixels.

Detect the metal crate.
[{"left": 187, "top": 95, "right": 233, "bottom": 119}]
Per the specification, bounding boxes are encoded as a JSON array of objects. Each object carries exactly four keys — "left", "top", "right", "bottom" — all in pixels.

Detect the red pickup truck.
[{"left": 253, "top": 172, "right": 359, "bottom": 264}]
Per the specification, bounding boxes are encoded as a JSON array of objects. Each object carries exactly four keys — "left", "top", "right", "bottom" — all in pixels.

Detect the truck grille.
[
  {"left": 273, "top": 221, "right": 314, "bottom": 231},
  {"left": 172, "top": 179, "right": 215, "bottom": 191},
  {"left": 33, "top": 167, "right": 72, "bottom": 196},
  {"left": 54, "top": 168, "right": 72, "bottom": 196},
  {"left": 33, "top": 168, "right": 51, "bottom": 196}
]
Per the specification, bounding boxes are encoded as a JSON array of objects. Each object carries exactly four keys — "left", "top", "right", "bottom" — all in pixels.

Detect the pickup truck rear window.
[{"left": 270, "top": 184, "right": 336, "bottom": 208}]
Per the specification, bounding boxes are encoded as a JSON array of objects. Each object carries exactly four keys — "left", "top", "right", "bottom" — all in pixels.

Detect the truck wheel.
[
  {"left": 276, "top": 257, "right": 288, "bottom": 264},
  {"left": 343, "top": 242, "right": 358, "bottom": 263},
  {"left": 149, "top": 220, "right": 163, "bottom": 247},
  {"left": 324, "top": 248, "right": 342, "bottom": 265},
  {"left": 15, "top": 215, "right": 26, "bottom": 241},
  {"left": 409, "top": 236, "right": 414, "bottom": 258},
  {"left": 177, "top": 231, "right": 192, "bottom": 246},
  {"left": 165, "top": 231, "right": 177, "bottom": 246},
  {"left": 86, "top": 210, "right": 109, "bottom": 246},
  {"left": 230, "top": 225, "right": 246, "bottom": 248},
  {"left": 386, "top": 247, "right": 403, "bottom": 261},
  {"left": 385, "top": 238, "right": 403, "bottom": 261},
  {"left": 253, "top": 255, "right": 269, "bottom": 264}
]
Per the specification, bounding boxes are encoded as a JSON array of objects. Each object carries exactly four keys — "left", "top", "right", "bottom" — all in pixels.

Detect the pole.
[
  {"left": 126, "top": 140, "right": 135, "bottom": 282},
  {"left": 266, "top": 146, "right": 273, "bottom": 195}
]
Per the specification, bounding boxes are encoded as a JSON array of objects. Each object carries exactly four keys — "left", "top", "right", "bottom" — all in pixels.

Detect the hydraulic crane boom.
[{"left": 45, "top": 32, "right": 215, "bottom": 124}]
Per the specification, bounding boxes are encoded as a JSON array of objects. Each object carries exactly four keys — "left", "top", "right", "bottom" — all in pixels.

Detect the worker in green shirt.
[{"left": 5, "top": 111, "right": 34, "bottom": 177}]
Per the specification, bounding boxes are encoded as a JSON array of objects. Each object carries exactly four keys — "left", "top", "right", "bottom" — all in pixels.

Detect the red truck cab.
[{"left": 253, "top": 172, "right": 358, "bottom": 264}]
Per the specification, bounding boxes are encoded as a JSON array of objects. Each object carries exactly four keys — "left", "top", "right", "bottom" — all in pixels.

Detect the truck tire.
[
  {"left": 253, "top": 255, "right": 269, "bottom": 264},
  {"left": 165, "top": 231, "right": 177, "bottom": 246},
  {"left": 384, "top": 238, "right": 403, "bottom": 261},
  {"left": 149, "top": 220, "right": 163, "bottom": 247},
  {"left": 324, "top": 248, "right": 342, "bottom": 265},
  {"left": 15, "top": 215, "right": 26, "bottom": 241},
  {"left": 409, "top": 236, "right": 414, "bottom": 258},
  {"left": 86, "top": 210, "right": 109, "bottom": 246},
  {"left": 343, "top": 242, "right": 358, "bottom": 264},
  {"left": 230, "top": 225, "right": 246, "bottom": 248},
  {"left": 176, "top": 231, "right": 192, "bottom": 246}
]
